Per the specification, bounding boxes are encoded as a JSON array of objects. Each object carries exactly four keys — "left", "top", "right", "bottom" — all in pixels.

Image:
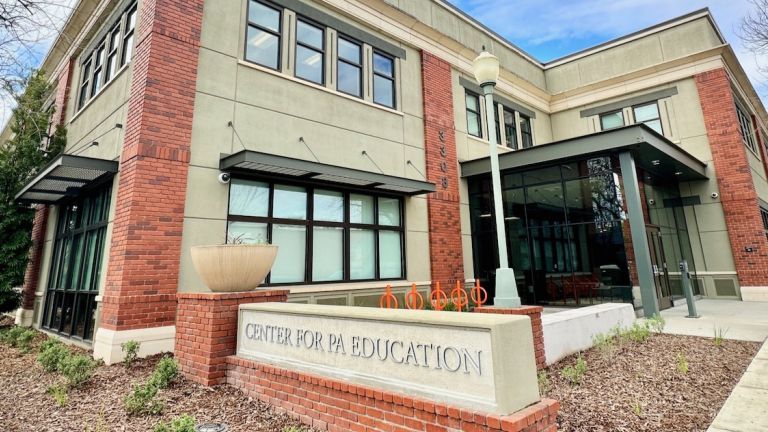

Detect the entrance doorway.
[{"left": 646, "top": 225, "right": 673, "bottom": 310}]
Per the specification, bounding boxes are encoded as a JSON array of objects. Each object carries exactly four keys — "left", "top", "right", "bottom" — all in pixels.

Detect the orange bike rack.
[
  {"left": 450, "top": 281, "right": 469, "bottom": 312},
  {"left": 379, "top": 284, "right": 398, "bottom": 309},
  {"left": 430, "top": 281, "right": 449, "bottom": 311},
  {"left": 405, "top": 283, "right": 424, "bottom": 310},
  {"left": 470, "top": 279, "right": 489, "bottom": 308}
]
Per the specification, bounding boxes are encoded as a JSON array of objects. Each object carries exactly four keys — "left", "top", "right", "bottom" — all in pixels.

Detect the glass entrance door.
[{"left": 646, "top": 225, "right": 672, "bottom": 310}]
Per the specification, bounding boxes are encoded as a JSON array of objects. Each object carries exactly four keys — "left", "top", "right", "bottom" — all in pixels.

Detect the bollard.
[{"left": 680, "top": 260, "right": 700, "bottom": 318}]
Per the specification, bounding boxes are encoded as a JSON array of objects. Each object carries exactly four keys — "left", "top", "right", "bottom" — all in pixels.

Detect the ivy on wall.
[{"left": 0, "top": 71, "right": 66, "bottom": 313}]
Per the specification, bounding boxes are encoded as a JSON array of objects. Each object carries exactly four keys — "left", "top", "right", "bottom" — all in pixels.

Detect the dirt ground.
[
  {"left": 0, "top": 321, "right": 312, "bottom": 432},
  {"left": 544, "top": 332, "right": 760, "bottom": 432}
]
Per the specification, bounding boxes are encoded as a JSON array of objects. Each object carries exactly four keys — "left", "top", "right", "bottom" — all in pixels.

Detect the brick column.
[
  {"left": 176, "top": 290, "right": 289, "bottom": 386},
  {"left": 475, "top": 306, "right": 546, "bottom": 369},
  {"left": 94, "top": 0, "right": 204, "bottom": 362},
  {"left": 15, "top": 206, "right": 49, "bottom": 326},
  {"left": 695, "top": 69, "right": 768, "bottom": 301},
  {"left": 421, "top": 51, "right": 464, "bottom": 285}
]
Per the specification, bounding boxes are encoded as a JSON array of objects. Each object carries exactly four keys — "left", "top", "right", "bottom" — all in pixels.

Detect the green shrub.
[
  {"left": 1, "top": 326, "right": 36, "bottom": 351},
  {"left": 676, "top": 352, "right": 689, "bottom": 374},
  {"left": 47, "top": 383, "right": 68, "bottom": 407},
  {"left": 37, "top": 340, "right": 70, "bottom": 373},
  {"left": 154, "top": 414, "right": 196, "bottom": 432},
  {"left": 592, "top": 332, "right": 617, "bottom": 358},
  {"left": 121, "top": 340, "right": 141, "bottom": 369},
  {"left": 124, "top": 382, "right": 163, "bottom": 415},
  {"left": 561, "top": 355, "right": 587, "bottom": 385},
  {"left": 282, "top": 427, "right": 307, "bottom": 432},
  {"left": 626, "top": 322, "right": 651, "bottom": 343},
  {"left": 537, "top": 370, "right": 550, "bottom": 395},
  {"left": 149, "top": 356, "right": 179, "bottom": 389},
  {"left": 631, "top": 401, "right": 642, "bottom": 416},
  {"left": 714, "top": 326, "right": 729, "bottom": 346},
  {"left": 59, "top": 354, "right": 97, "bottom": 387},
  {"left": 646, "top": 314, "right": 666, "bottom": 334}
]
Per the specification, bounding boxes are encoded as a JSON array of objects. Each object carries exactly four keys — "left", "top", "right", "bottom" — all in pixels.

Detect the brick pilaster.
[
  {"left": 19, "top": 206, "right": 49, "bottom": 313},
  {"left": 695, "top": 69, "right": 768, "bottom": 288},
  {"left": 100, "top": 0, "right": 203, "bottom": 331},
  {"left": 421, "top": 51, "right": 464, "bottom": 285},
  {"left": 475, "top": 306, "right": 546, "bottom": 369},
  {"left": 175, "top": 290, "right": 289, "bottom": 386}
]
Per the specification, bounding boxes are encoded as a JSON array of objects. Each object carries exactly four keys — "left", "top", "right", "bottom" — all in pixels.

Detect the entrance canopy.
[
  {"left": 15, "top": 154, "right": 119, "bottom": 204},
  {"left": 220, "top": 150, "right": 435, "bottom": 195},
  {"left": 460, "top": 124, "right": 708, "bottom": 182}
]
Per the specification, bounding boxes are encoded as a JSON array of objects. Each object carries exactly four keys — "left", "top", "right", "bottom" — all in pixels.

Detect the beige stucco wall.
[{"left": 179, "top": 0, "right": 431, "bottom": 294}]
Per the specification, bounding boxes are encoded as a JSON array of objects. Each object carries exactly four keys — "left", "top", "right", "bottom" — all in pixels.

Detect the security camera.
[
  {"left": 711, "top": 192, "right": 719, "bottom": 199},
  {"left": 217, "top": 172, "right": 231, "bottom": 184},
  {"left": 648, "top": 199, "right": 656, "bottom": 206}
]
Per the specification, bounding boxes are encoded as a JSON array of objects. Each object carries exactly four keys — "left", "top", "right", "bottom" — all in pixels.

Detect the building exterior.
[{"left": 9, "top": 0, "right": 768, "bottom": 362}]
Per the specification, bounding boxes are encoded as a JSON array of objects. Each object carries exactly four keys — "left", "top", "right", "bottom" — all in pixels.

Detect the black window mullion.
[{"left": 306, "top": 186, "right": 314, "bottom": 283}]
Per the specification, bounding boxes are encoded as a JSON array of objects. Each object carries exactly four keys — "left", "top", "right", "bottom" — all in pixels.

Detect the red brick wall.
[
  {"left": 475, "top": 306, "right": 546, "bottom": 369},
  {"left": 175, "top": 290, "right": 289, "bottom": 386},
  {"left": 52, "top": 59, "right": 73, "bottom": 127},
  {"left": 20, "top": 206, "right": 49, "bottom": 311},
  {"left": 695, "top": 69, "right": 768, "bottom": 287},
  {"left": 100, "top": 0, "right": 204, "bottom": 331},
  {"left": 227, "top": 356, "right": 559, "bottom": 432},
  {"left": 421, "top": 51, "right": 465, "bottom": 285}
]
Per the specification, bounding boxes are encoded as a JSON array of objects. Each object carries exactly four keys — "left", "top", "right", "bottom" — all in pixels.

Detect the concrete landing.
[
  {"left": 659, "top": 299, "right": 768, "bottom": 342},
  {"left": 708, "top": 340, "right": 768, "bottom": 432}
]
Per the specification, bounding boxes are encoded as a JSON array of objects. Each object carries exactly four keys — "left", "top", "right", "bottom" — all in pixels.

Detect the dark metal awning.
[
  {"left": 221, "top": 151, "right": 435, "bottom": 195},
  {"left": 15, "top": 154, "right": 119, "bottom": 204},
  {"left": 461, "top": 124, "right": 708, "bottom": 181}
]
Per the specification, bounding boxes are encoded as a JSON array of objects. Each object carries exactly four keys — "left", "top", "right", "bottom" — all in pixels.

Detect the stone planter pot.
[{"left": 190, "top": 244, "right": 278, "bottom": 292}]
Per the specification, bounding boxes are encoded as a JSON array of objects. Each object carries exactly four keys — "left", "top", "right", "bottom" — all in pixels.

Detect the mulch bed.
[
  {"left": 0, "top": 326, "right": 314, "bottom": 432},
  {"left": 544, "top": 333, "right": 761, "bottom": 432}
]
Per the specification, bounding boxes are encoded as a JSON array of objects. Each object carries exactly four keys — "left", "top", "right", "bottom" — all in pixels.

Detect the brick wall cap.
[
  {"left": 475, "top": 306, "right": 544, "bottom": 314},
  {"left": 177, "top": 290, "right": 290, "bottom": 300}
]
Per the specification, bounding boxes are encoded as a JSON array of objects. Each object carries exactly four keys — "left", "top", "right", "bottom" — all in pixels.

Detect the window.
[
  {"left": 42, "top": 185, "right": 111, "bottom": 342},
  {"left": 372, "top": 51, "right": 395, "bottom": 108},
  {"left": 466, "top": 91, "right": 482, "bottom": 138},
  {"left": 600, "top": 110, "right": 624, "bottom": 131},
  {"left": 736, "top": 104, "right": 758, "bottom": 154},
  {"left": 227, "top": 179, "right": 405, "bottom": 284},
  {"left": 633, "top": 102, "right": 662, "bottom": 134},
  {"left": 245, "top": 0, "right": 282, "bottom": 70},
  {"left": 121, "top": 6, "right": 137, "bottom": 66},
  {"left": 76, "top": 2, "right": 137, "bottom": 110},
  {"left": 295, "top": 19, "right": 324, "bottom": 84},
  {"left": 493, "top": 103, "right": 502, "bottom": 144},
  {"left": 520, "top": 114, "right": 533, "bottom": 149},
  {"left": 503, "top": 108, "right": 518, "bottom": 150},
  {"left": 762, "top": 208, "right": 768, "bottom": 241},
  {"left": 337, "top": 36, "right": 362, "bottom": 97}
]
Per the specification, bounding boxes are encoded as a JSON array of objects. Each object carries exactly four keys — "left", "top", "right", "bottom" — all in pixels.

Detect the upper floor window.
[
  {"left": 337, "top": 36, "right": 362, "bottom": 97},
  {"left": 246, "top": 0, "right": 281, "bottom": 70},
  {"left": 503, "top": 108, "right": 517, "bottom": 150},
  {"left": 465, "top": 92, "right": 482, "bottom": 138},
  {"left": 736, "top": 103, "right": 758, "bottom": 154},
  {"left": 77, "top": 2, "right": 138, "bottom": 111},
  {"left": 295, "top": 19, "right": 324, "bottom": 84},
  {"left": 633, "top": 102, "right": 662, "bottom": 134},
  {"left": 372, "top": 51, "right": 395, "bottom": 108},
  {"left": 761, "top": 207, "right": 768, "bottom": 241},
  {"left": 520, "top": 114, "right": 533, "bottom": 149},
  {"left": 600, "top": 110, "right": 624, "bottom": 131}
]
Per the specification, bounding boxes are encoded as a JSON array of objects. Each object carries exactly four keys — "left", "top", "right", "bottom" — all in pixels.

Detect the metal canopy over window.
[
  {"left": 15, "top": 155, "right": 119, "bottom": 204},
  {"left": 220, "top": 150, "right": 435, "bottom": 195},
  {"left": 460, "top": 124, "right": 708, "bottom": 182}
]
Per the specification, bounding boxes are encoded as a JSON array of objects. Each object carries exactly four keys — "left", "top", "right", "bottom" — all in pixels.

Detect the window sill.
[
  {"left": 285, "top": 279, "right": 429, "bottom": 295},
  {"left": 69, "top": 63, "right": 130, "bottom": 125},
  {"left": 467, "top": 134, "right": 515, "bottom": 152},
  {"left": 237, "top": 59, "right": 404, "bottom": 117}
]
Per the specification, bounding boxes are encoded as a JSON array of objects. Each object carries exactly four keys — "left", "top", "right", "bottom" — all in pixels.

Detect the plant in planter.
[{"left": 190, "top": 233, "right": 278, "bottom": 292}]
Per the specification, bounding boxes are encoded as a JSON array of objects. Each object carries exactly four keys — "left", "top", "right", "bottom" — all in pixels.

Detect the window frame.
[
  {"left": 294, "top": 16, "right": 326, "bottom": 85},
  {"left": 120, "top": 4, "right": 137, "bottom": 67},
  {"left": 520, "top": 114, "right": 533, "bottom": 149},
  {"left": 632, "top": 101, "right": 663, "bottom": 135},
  {"left": 761, "top": 207, "right": 768, "bottom": 241},
  {"left": 372, "top": 50, "right": 396, "bottom": 109},
  {"left": 226, "top": 177, "right": 406, "bottom": 285},
  {"left": 244, "top": 0, "right": 283, "bottom": 71},
  {"left": 599, "top": 109, "right": 625, "bottom": 131},
  {"left": 336, "top": 34, "right": 363, "bottom": 98},
  {"left": 736, "top": 103, "right": 758, "bottom": 154},
  {"left": 104, "top": 24, "right": 122, "bottom": 82},
  {"left": 502, "top": 106, "right": 518, "bottom": 150}
]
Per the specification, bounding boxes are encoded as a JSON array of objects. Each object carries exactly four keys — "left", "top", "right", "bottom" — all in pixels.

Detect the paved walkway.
[{"left": 659, "top": 299, "right": 768, "bottom": 342}]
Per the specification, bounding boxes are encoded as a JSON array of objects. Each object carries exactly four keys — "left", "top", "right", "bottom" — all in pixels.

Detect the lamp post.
[{"left": 472, "top": 50, "right": 521, "bottom": 307}]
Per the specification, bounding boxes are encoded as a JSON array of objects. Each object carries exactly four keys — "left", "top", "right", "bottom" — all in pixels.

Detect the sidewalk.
[
  {"left": 659, "top": 299, "right": 768, "bottom": 342},
  {"left": 708, "top": 340, "right": 768, "bottom": 432}
]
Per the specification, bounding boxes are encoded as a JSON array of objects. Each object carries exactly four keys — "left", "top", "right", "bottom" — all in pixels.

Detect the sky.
[{"left": 449, "top": 0, "right": 765, "bottom": 96}]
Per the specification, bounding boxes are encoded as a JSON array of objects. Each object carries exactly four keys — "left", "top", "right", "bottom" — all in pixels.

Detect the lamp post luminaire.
[{"left": 472, "top": 50, "right": 521, "bottom": 307}]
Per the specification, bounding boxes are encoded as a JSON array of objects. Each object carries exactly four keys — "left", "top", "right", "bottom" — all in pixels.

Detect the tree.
[
  {"left": 0, "top": 70, "right": 65, "bottom": 312},
  {"left": 741, "top": 0, "right": 768, "bottom": 75}
]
